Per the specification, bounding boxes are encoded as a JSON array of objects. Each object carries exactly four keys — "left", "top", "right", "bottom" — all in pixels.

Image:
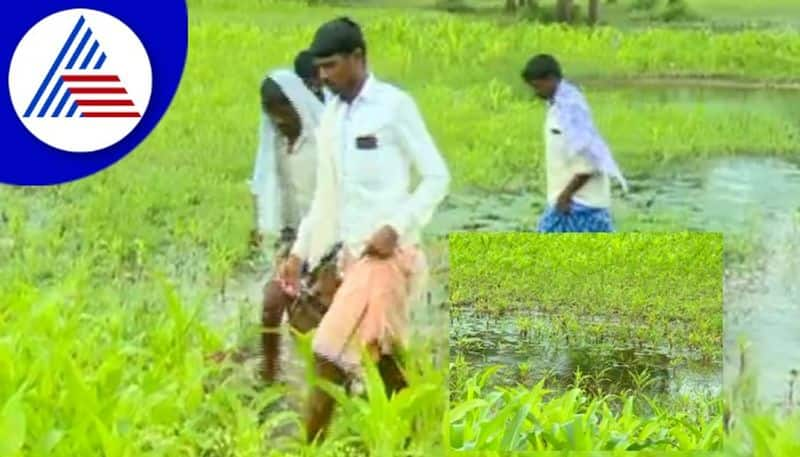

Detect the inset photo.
[{"left": 448, "top": 232, "right": 724, "bottom": 452}]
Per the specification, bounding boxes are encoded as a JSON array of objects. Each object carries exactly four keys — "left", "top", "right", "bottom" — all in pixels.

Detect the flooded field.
[
  {"left": 428, "top": 79, "right": 800, "bottom": 411},
  {"left": 644, "top": 157, "right": 800, "bottom": 408},
  {"left": 2, "top": 72, "right": 798, "bottom": 454},
  {"left": 437, "top": 155, "right": 800, "bottom": 409},
  {"left": 451, "top": 306, "right": 721, "bottom": 398}
]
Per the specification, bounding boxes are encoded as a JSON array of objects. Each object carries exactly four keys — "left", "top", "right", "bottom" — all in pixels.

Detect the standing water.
[
  {"left": 435, "top": 156, "right": 800, "bottom": 407},
  {"left": 637, "top": 157, "right": 800, "bottom": 408}
]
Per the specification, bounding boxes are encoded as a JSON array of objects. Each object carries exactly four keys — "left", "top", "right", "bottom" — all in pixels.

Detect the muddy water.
[
  {"left": 202, "top": 243, "right": 451, "bottom": 409},
  {"left": 451, "top": 307, "right": 719, "bottom": 397},
  {"left": 434, "top": 156, "right": 800, "bottom": 407},
  {"left": 639, "top": 157, "right": 800, "bottom": 408},
  {"left": 209, "top": 156, "right": 799, "bottom": 406}
]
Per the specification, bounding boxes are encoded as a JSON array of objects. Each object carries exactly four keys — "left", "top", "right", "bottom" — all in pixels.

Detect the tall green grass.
[{"left": 0, "top": 279, "right": 447, "bottom": 456}]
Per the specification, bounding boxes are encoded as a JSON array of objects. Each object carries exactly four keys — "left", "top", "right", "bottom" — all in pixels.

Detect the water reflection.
[
  {"left": 440, "top": 156, "right": 800, "bottom": 406},
  {"left": 450, "top": 307, "right": 720, "bottom": 398}
]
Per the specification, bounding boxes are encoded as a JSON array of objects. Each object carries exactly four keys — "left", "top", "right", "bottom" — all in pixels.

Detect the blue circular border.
[{"left": 1, "top": 1, "right": 188, "bottom": 186}]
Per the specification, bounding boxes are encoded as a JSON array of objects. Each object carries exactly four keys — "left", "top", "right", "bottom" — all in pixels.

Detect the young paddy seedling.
[
  {"left": 448, "top": 366, "right": 725, "bottom": 452},
  {"left": 515, "top": 316, "right": 533, "bottom": 340},
  {"left": 514, "top": 362, "right": 533, "bottom": 385}
]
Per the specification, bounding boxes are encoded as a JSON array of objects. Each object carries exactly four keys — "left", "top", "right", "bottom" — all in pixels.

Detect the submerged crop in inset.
[{"left": 448, "top": 231, "right": 724, "bottom": 452}]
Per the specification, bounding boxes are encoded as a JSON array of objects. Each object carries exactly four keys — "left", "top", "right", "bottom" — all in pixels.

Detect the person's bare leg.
[
  {"left": 306, "top": 354, "right": 347, "bottom": 444},
  {"left": 377, "top": 351, "right": 413, "bottom": 448},
  {"left": 261, "top": 279, "right": 293, "bottom": 383},
  {"left": 378, "top": 353, "right": 408, "bottom": 397}
]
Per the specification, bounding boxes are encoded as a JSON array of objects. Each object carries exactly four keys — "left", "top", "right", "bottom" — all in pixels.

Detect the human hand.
[
  {"left": 363, "top": 225, "right": 399, "bottom": 259},
  {"left": 556, "top": 192, "right": 572, "bottom": 214},
  {"left": 278, "top": 254, "right": 303, "bottom": 296}
]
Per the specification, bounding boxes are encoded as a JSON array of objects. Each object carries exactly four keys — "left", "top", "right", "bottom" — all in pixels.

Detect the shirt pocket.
[
  {"left": 350, "top": 114, "right": 396, "bottom": 184},
  {"left": 545, "top": 114, "right": 567, "bottom": 155}
]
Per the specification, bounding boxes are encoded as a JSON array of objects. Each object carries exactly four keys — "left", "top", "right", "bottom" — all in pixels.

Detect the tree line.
[{"left": 504, "top": 0, "right": 687, "bottom": 25}]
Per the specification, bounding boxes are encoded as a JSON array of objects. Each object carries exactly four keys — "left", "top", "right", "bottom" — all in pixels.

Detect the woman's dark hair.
[
  {"left": 521, "top": 54, "right": 562, "bottom": 81},
  {"left": 294, "top": 50, "right": 317, "bottom": 81},
  {"left": 260, "top": 77, "right": 290, "bottom": 111}
]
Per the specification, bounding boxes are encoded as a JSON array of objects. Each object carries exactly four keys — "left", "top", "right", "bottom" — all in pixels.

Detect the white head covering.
[
  {"left": 267, "top": 69, "right": 324, "bottom": 139},
  {"left": 249, "top": 68, "right": 325, "bottom": 237}
]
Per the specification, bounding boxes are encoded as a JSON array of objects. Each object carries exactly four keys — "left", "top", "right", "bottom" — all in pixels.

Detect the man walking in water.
[
  {"left": 278, "top": 17, "right": 450, "bottom": 443},
  {"left": 521, "top": 54, "right": 627, "bottom": 232}
]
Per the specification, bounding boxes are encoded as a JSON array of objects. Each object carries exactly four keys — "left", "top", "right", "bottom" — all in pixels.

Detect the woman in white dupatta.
[
  {"left": 250, "top": 68, "right": 325, "bottom": 385},
  {"left": 249, "top": 68, "right": 324, "bottom": 251}
]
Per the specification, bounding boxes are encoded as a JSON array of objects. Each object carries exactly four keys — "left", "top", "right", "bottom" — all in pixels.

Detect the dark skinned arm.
[{"left": 556, "top": 173, "right": 593, "bottom": 213}]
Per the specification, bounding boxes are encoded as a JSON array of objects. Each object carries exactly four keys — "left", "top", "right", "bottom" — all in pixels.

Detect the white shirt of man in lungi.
[
  {"left": 521, "top": 54, "right": 628, "bottom": 233},
  {"left": 277, "top": 17, "right": 451, "bottom": 444}
]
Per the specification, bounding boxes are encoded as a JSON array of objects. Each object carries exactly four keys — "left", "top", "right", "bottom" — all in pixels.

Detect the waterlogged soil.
[
  {"left": 451, "top": 307, "right": 721, "bottom": 397},
  {"left": 435, "top": 156, "right": 800, "bottom": 407},
  {"left": 201, "top": 241, "right": 450, "bottom": 408},
  {"left": 2, "top": 84, "right": 798, "bottom": 421},
  {"left": 627, "top": 157, "right": 800, "bottom": 408}
]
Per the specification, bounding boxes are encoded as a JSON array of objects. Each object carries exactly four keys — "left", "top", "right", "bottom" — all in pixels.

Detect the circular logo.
[{"left": 8, "top": 8, "right": 152, "bottom": 153}]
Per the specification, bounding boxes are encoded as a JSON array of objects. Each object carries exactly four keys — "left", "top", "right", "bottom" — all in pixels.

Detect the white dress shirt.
[
  {"left": 275, "top": 132, "right": 317, "bottom": 227},
  {"left": 291, "top": 74, "right": 450, "bottom": 263}
]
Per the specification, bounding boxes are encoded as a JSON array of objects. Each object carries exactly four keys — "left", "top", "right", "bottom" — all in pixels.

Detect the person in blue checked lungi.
[{"left": 520, "top": 54, "right": 628, "bottom": 233}]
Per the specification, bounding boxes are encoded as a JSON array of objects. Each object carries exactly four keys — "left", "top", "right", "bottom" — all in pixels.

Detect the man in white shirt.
[
  {"left": 521, "top": 54, "right": 628, "bottom": 232},
  {"left": 277, "top": 17, "right": 450, "bottom": 443}
]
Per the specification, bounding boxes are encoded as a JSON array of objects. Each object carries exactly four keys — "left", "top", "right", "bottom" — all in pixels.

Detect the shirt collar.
[
  {"left": 358, "top": 73, "right": 376, "bottom": 101},
  {"left": 548, "top": 79, "right": 564, "bottom": 106},
  {"left": 342, "top": 72, "right": 376, "bottom": 105}
]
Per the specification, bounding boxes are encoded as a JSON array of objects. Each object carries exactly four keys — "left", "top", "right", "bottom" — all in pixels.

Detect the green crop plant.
[
  {"left": 448, "top": 366, "right": 724, "bottom": 452},
  {"left": 450, "top": 232, "right": 723, "bottom": 363}
]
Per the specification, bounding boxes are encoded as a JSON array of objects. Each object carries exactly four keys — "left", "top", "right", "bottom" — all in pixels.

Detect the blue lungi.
[{"left": 537, "top": 201, "right": 614, "bottom": 233}]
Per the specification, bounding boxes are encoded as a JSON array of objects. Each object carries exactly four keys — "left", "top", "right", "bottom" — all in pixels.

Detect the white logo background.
[{"left": 8, "top": 8, "right": 152, "bottom": 153}]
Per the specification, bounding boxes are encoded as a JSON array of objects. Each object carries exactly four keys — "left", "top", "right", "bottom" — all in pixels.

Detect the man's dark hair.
[
  {"left": 308, "top": 16, "right": 367, "bottom": 59},
  {"left": 260, "top": 77, "right": 289, "bottom": 110},
  {"left": 294, "top": 50, "right": 317, "bottom": 81},
  {"left": 521, "top": 54, "right": 562, "bottom": 81}
]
